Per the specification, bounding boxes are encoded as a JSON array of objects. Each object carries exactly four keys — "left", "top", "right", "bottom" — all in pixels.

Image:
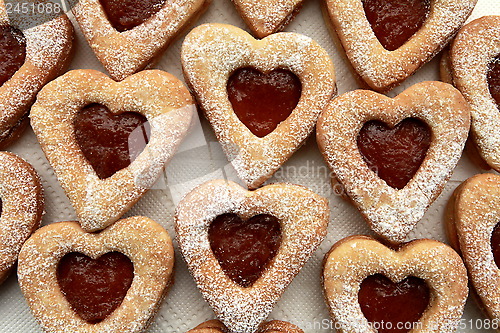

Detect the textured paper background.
[{"left": 0, "top": 0, "right": 499, "bottom": 332}]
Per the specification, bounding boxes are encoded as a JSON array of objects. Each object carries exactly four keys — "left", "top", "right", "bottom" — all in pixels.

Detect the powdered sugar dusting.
[
  {"left": 17, "top": 217, "right": 174, "bottom": 333},
  {"left": 30, "top": 69, "right": 194, "bottom": 232},
  {"left": 448, "top": 16, "right": 500, "bottom": 171},
  {"left": 72, "top": 0, "right": 210, "bottom": 81},
  {"left": 451, "top": 174, "right": 500, "bottom": 321},
  {"left": 232, "top": 0, "right": 303, "bottom": 38},
  {"left": 323, "top": 236, "right": 468, "bottom": 333},
  {"left": 323, "top": 0, "right": 477, "bottom": 91},
  {"left": 181, "top": 23, "right": 336, "bottom": 189},
  {"left": 317, "top": 81, "right": 470, "bottom": 243},
  {"left": 0, "top": 151, "right": 43, "bottom": 282},
  {"left": 175, "top": 180, "right": 329, "bottom": 333},
  {"left": 0, "top": 4, "right": 73, "bottom": 143}
]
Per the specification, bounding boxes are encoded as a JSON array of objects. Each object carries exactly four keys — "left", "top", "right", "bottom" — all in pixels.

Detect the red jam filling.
[
  {"left": 73, "top": 103, "right": 150, "bottom": 180},
  {"left": 208, "top": 213, "right": 281, "bottom": 288},
  {"left": 491, "top": 222, "right": 500, "bottom": 269},
  {"left": 359, "top": 274, "right": 430, "bottom": 333},
  {"left": 362, "top": 0, "right": 430, "bottom": 51},
  {"left": 488, "top": 55, "right": 500, "bottom": 109},
  {"left": 227, "top": 67, "right": 302, "bottom": 138},
  {"left": 57, "top": 252, "right": 134, "bottom": 324},
  {"left": 99, "top": 0, "right": 166, "bottom": 32},
  {"left": 0, "top": 25, "right": 26, "bottom": 87},
  {"left": 357, "top": 118, "right": 431, "bottom": 190}
]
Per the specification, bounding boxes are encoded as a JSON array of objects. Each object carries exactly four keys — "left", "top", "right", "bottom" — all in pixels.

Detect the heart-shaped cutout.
[
  {"left": 30, "top": 69, "right": 194, "bottom": 232},
  {"left": 0, "top": 25, "right": 26, "bottom": 86},
  {"left": 189, "top": 319, "right": 304, "bottom": 333},
  {"left": 57, "top": 252, "right": 134, "bottom": 324},
  {"left": 323, "top": 236, "right": 468, "bottom": 333},
  {"left": 72, "top": 0, "right": 210, "bottom": 81},
  {"left": 359, "top": 274, "right": 430, "bottom": 333},
  {"left": 18, "top": 216, "right": 174, "bottom": 333},
  {"left": 317, "top": 81, "right": 470, "bottom": 243},
  {"left": 0, "top": 152, "right": 43, "bottom": 284},
  {"left": 209, "top": 213, "right": 281, "bottom": 287},
  {"left": 0, "top": 7, "right": 73, "bottom": 148},
  {"left": 74, "top": 103, "right": 150, "bottom": 179},
  {"left": 488, "top": 55, "right": 500, "bottom": 108},
  {"left": 363, "top": 0, "right": 430, "bottom": 51},
  {"left": 492, "top": 222, "right": 500, "bottom": 269},
  {"left": 231, "top": 0, "right": 304, "bottom": 38},
  {"left": 176, "top": 180, "right": 329, "bottom": 333},
  {"left": 324, "top": 0, "right": 476, "bottom": 92},
  {"left": 442, "top": 16, "right": 500, "bottom": 171},
  {"left": 446, "top": 173, "right": 500, "bottom": 323},
  {"left": 357, "top": 118, "right": 431, "bottom": 190},
  {"left": 99, "top": 0, "right": 166, "bottom": 32},
  {"left": 182, "top": 24, "right": 336, "bottom": 189},
  {"left": 227, "top": 68, "right": 301, "bottom": 138}
]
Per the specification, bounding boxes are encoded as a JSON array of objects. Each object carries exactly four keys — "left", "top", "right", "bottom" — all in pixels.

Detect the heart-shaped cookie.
[
  {"left": 0, "top": 2, "right": 73, "bottom": 148},
  {"left": 18, "top": 216, "right": 174, "bottom": 333},
  {"left": 442, "top": 16, "right": 500, "bottom": 172},
  {"left": 188, "top": 319, "right": 304, "bottom": 333},
  {"left": 30, "top": 69, "right": 195, "bottom": 232},
  {"left": 181, "top": 23, "right": 336, "bottom": 189},
  {"left": 0, "top": 151, "right": 43, "bottom": 284},
  {"left": 323, "top": 236, "right": 468, "bottom": 333},
  {"left": 71, "top": 0, "right": 210, "bottom": 81},
  {"left": 323, "top": 0, "right": 476, "bottom": 92},
  {"left": 317, "top": 81, "right": 470, "bottom": 243},
  {"left": 446, "top": 173, "right": 500, "bottom": 323},
  {"left": 176, "top": 180, "right": 329, "bottom": 333},
  {"left": 232, "top": 0, "right": 304, "bottom": 38}
]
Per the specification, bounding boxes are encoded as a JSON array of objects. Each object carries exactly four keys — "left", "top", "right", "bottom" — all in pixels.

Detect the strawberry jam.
[
  {"left": 0, "top": 25, "right": 26, "bottom": 87},
  {"left": 359, "top": 274, "right": 430, "bottom": 333},
  {"left": 362, "top": 0, "right": 430, "bottom": 51},
  {"left": 57, "top": 252, "right": 134, "bottom": 324},
  {"left": 99, "top": 0, "right": 166, "bottom": 32},
  {"left": 488, "top": 55, "right": 500, "bottom": 109},
  {"left": 227, "top": 67, "right": 302, "bottom": 138},
  {"left": 357, "top": 118, "right": 431, "bottom": 189},
  {"left": 73, "top": 103, "right": 150, "bottom": 179},
  {"left": 208, "top": 213, "right": 281, "bottom": 288},
  {"left": 491, "top": 222, "right": 500, "bottom": 269}
]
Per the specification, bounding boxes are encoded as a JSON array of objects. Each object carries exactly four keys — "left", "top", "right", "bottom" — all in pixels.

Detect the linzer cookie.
[
  {"left": 188, "top": 319, "right": 304, "bottom": 333},
  {"left": 0, "top": 151, "right": 43, "bottom": 284},
  {"left": 181, "top": 23, "right": 336, "bottom": 189},
  {"left": 0, "top": 1, "right": 73, "bottom": 148},
  {"left": 323, "top": 236, "right": 468, "bottom": 333},
  {"left": 232, "top": 0, "right": 304, "bottom": 38},
  {"left": 30, "top": 69, "right": 195, "bottom": 232},
  {"left": 18, "top": 216, "right": 174, "bottom": 333},
  {"left": 176, "top": 180, "right": 329, "bottom": 333},
  {"left": 323, "top": 0, "right": 476, "bottom": 92},
  {"left": 317, "top": 81, "right": 470, "bottom": 243},
  {"left": 441, "top": 16, "right": 500, "bottom": 172},
  {"left": 72, "top": 0, "right": 210, "bottom": 81},
  {"left": 446, "top": 173, "right": 500, "bottom": 324}
]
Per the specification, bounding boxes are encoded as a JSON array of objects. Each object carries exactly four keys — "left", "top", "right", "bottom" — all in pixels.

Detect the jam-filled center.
[
  {"left": 57, "top": 252, "right": 134, "bottom": 324},
  {"left": 359, "top": 274, "right": 430, "bottom": 333},
  {"left": 73, "top": 103, "right": 150, "bottom": 180},
  {"left": 227, "top": 67, "right": 302, "bottom": 138},
  {"left": 488, "top": 55, "right": 500, "bottom": 109},
  {"left": 208, "top": 213, "right": 281, "bottom": 288},
  {"left": 99, "top": 0, "right": 167, "bottom": 32},
  {"left": 357, "top": 118, "right": 431, "bottom": 190},
  {"left": 491, "top": 222, "right": 500, "bottom": 269},
  {"left": 0, "top": 25, "right": 26, "bottom": 87},
  {"left": 362, "top": 0, "right": 430, "bottom": 51}
]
